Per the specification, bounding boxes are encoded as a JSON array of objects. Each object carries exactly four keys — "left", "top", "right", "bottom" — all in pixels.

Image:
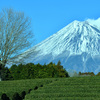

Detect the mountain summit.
[{"left": 9, "top": 18, "right": 100, "bottom": 74}]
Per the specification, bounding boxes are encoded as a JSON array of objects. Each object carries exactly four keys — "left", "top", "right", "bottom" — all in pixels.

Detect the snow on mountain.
[
  {"left": 8, "top": 18, "right": 100, "bottom": 74},
  {"left": 86, "top": 18, "right": 100, "bottom": 29}
]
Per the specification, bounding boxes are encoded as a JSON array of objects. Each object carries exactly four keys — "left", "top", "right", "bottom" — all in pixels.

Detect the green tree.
[
  {"left": 9, "top": 61, "right": 69, "bottom": 80},
  {"left": 9, "top": 64, "right": 23, "bottom": 80},
  {"left": 96, "top": 72, "right": 100, "bottom": 76},
  {"left": 79, "top": 72, "right": 81, "bottom": 75},
  {"left": 57, "top": 60, "right": 61, "bottom": 66},
  {"left": 0, "top": 67, "right": 13, "bottom": 80}
]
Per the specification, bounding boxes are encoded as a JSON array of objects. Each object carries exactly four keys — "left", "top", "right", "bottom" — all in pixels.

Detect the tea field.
[
  {"left": 0, "top": 78, "right": 56, "bottom": 100},
  {"left": 1, "top": 76, "right": 100, "bottom": 100}
]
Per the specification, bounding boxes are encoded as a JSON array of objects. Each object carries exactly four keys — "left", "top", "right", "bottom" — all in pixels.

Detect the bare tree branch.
[{"left": 0, "top": 8, "right": 35, "bottom": 67}]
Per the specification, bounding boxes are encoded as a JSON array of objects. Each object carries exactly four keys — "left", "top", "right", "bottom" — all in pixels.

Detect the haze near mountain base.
[{"left": 8, "top": 18, "right": 100, "bottom": 75}]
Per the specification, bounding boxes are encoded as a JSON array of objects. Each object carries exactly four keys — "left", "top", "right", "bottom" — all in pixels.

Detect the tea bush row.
[
  {"left": 25, "top": 76, "right": 100, "bottom": 99},
  {"left": 0, "top": 78, "right": 56, "bottom": 99}
]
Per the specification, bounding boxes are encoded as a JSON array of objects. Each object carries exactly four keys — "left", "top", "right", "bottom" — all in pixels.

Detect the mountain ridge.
[{"left": 6, "top": 18, "right": 100, "bottom": 74}]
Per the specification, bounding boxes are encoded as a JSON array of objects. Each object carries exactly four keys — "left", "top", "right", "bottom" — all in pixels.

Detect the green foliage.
[
  {"left": 79, "top": 72, "right": 95, "bottom": 76},
  {"left": 24, "top": 76, "right": 100, "bottom": 99},
  {"left": 12, "top": 92, "right": 22, "bottom": 100},
  {"left": 1, "top": 93, "right": 10, "bottom": 100},
  {"left": 1, "top": 76, "right": 100, "bottom": 99},
  {"left": 0, "top": 78, "right": 56, "bottom": 99},
  {"left": 0, "top": 67, "right": 13, "bottom": 81},
  {"left": 8, "top": 61, "right": 69, "bottom": 80},
  {"left": 96, "top": 72, "right": 100, "bottom": 76},
  {"left": 57, "top": 60, "right": 61, "bottom": 66},
  {"left": 21, "top": 91, "right": 26, "bottom": 99}
]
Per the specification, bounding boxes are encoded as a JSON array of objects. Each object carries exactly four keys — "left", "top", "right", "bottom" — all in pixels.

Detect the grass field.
[{"left": 0, "top": 76, "right": 100, "bottom": 100}]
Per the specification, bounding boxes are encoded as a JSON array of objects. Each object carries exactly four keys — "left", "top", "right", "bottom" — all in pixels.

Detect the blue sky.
[{"left": 0, "top": 0, "right": 100, "bottom": 46}]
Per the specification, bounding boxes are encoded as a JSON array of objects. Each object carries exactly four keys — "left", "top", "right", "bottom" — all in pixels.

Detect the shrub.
[
  {"left": 12, "top": 92, "right": 22, "bottom": 100},
  {"left": 21, "top": 91, "right": 26, "bottom": 99},
  {"left": 40, "top": 85, "right": 43, "bottom": 87},
  {"left": 1, "top": 93, "right": 10, "bottom": 100},
  {"left": 34, "top": 86, "right": 38, "bottom": 90},
  {"left": 28, "top": 89, "right": 32, "bottom": 93}
]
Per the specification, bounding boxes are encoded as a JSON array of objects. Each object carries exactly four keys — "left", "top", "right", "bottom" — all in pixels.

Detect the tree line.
[
  {"left": 78, "top": 72, "right": 100, "bottom": 76},
  {"left": 1, "top": 61, "right": 69, "bottom": 80}
]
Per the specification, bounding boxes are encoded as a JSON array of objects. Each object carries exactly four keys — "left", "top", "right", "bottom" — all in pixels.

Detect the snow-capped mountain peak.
[
  {"left": 8, "top": 18, "right": 100, "bottom": 74},
  {"left": 33, "top": 19, "right": 100, "bottom": 57}
]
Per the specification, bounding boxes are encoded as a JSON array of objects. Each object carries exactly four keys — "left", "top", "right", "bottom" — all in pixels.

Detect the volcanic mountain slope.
[{"left": 10, "top": 18, "right": 100, "bottom": 74}]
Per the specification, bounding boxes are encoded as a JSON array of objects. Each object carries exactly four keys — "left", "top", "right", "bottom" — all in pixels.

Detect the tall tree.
[
  {"left": 0, "top": 8, "right": 35, "bottom": 80},
  {"left": 57, "top": 60, "right": 61, "bottom": 66}
]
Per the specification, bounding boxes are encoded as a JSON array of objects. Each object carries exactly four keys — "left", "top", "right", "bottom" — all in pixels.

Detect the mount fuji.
[{"left": 9, "top": 18, "right": 100, "bottom": 75}]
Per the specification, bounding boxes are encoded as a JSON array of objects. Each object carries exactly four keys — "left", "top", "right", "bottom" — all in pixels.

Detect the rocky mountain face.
[{"left": 7, "top": 18, "right": 100, "bottom": 74}]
